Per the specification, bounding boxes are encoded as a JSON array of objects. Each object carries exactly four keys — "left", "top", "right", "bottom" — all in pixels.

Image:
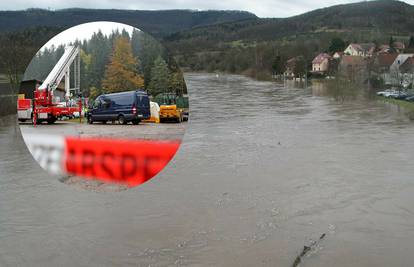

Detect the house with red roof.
[
  {"left": 344, "top": 43, "right": 376, "bottom": 57},
  {"left": 393, "top": 41, "right": 406, "bottom": 52},
  {"left": 284, "top": 57, "right": 301, "bottom": 78},
  {"left": 373, "top": 53, "right": 399, "bottom": 73},
  {"left": 379, "top": 42, "right": 406, "bottom": 54},
  {"left": 311, "top": 53, "right": 331, "bottom": 74},
  {"left": 338, "top": 55, "right": 369, "bottom": 81},
  {"left": 333, "top": 52, "right": 344, "bottom": 59}
]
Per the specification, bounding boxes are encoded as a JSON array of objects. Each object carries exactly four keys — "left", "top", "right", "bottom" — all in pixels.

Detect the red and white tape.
[{"left": 23, "top": 134, "right": 181, "bottom": 187}]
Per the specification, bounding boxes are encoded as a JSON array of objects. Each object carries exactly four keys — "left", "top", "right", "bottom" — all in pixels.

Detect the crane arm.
[{"left": 38, "top": 46, "right": 80, "bottom": 96}]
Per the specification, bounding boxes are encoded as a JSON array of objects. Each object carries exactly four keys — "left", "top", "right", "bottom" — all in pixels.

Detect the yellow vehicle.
[
  {"left": 159, "top": 104, "right": 183, "bottom": 123},
  {"left": 155, "top": 93, "right": 186, "bottom": 123}
]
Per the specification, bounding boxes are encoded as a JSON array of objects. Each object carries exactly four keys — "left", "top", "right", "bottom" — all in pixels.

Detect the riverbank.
[
  {"left": 377, "top": 96, "right": 414, "bottom": 115},
  {"left": 181, "top": 68, "right": 274, "bottom": 82}
]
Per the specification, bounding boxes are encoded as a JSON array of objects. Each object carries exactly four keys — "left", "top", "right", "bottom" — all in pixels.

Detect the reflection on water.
[
  {"left": 311, "top": 79, "right": 372, "bottom": 101},
  {"left": 1, "top": 73, "right": 414, "bottom": 266},
  {"left": 311, "top": 79, "right": 414, "bottom": 122}
]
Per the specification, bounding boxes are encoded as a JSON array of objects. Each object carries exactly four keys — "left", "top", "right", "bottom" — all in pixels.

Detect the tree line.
[
  {"left": 166, "top": 32, "right": 414, "bottom": 82},
  {"left": 0, "top": 26, "right": 63, "bottom": 92},
  {"left": 24, "top": 28, "right": 187, "bottom": 100}
]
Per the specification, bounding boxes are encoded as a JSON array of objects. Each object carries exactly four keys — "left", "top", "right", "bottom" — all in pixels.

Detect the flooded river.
[{"left": 1, "top": 73, "right": 414, "bottom": 266}]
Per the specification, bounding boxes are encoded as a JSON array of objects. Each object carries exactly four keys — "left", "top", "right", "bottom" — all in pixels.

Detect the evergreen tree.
[
  {"left": 271, "top": 55, "right": 285, "bottom": 75},
  {"left": 409, "top": 36, "right": 414, "bottom": 48},
  {"left": 169, "top": 71, "right": 185, "bottom": 95},
  {"left": 88, "top": 30, "right": 111, "bottom": 89},
  {"left": 293, "top": 57, "right": 306, "bottom": 78},
  {"left": 79, "top": 48, "right": 92, "bottom": 96},
  {"left": 131, "top": 29, "right": 142, "bottom": 58},
  {"left": 328, "top": 37, "right": 346, "bottom": 53},
  {"left": 138, "top": 33, "right": 164, "bottom": 88},
  {"left": 389, "top": 36, "right": 396, "bottom": 53},
  {"left": 148, "top": 56, "right": 170, "bottom": 96},
  {"left": 18, "top": 27, "right": 183, "bottom": 98},
  {"left": 101, "top": 37, "right": 144, "bottom": 93},
  {"left": 406, "top": 36, "right": 414, "bottom": 53},
  {"left": 0, "top": 26, "right": 57, "bottom": 90},
  {"left": 121, "top": 29, "right": 130, "bottom": 40}
]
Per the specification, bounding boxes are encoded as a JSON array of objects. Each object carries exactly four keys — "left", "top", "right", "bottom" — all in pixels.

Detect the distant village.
[{"left": 284, "top": 39, "right": 414, "bottom": 89}]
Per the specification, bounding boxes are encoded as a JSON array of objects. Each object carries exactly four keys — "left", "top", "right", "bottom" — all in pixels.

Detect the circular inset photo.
[{"left": 18, "top": 21, "right": 188, "bottom": 191}]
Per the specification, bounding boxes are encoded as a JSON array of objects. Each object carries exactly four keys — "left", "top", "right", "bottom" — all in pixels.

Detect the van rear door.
[{"left": 136, "top": 92, "right": 151, "bottom": 119}]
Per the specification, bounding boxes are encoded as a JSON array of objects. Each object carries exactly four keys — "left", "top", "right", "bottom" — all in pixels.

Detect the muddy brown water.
[{"left": 1, "top": 73, "right": 414, "bottom": 266}]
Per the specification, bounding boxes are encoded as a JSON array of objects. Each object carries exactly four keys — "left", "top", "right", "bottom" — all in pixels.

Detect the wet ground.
[
  {"left": 1, "top": 73, "right": 414, "bottom": 266},
  {"left": 20, "top": 120, "right": 186, "bottom": 141}
]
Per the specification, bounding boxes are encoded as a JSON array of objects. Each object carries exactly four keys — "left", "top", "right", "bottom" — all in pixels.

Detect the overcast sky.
[
  {"left": 40, "top": 22, "right": 136, "bottom": 51},
  {"left": 1, "top": 0, "right": 413, "bottom": 18}
]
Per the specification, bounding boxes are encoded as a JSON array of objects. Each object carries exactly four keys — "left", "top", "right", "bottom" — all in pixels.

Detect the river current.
[{"left": 1, "top": 73, "right": 414, "bottom": 266}]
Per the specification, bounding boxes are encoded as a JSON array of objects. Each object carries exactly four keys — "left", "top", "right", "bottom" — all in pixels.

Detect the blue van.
[{"left": 87, "top": 90, "right": 150, "bottom": 125}]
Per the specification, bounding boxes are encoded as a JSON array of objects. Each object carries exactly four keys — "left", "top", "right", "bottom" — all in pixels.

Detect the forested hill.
[
  {"left": 165, "top": 0, "right": 414, "bottom": 44},
  {"left": 0, "top": 9, "right": 256, "bottom": 38},
  {"left": 3, "top": 0, "right": 414, "bottom": 86},
  {"left": 162, "top": 0, "right": 414, "bottom": 79}
]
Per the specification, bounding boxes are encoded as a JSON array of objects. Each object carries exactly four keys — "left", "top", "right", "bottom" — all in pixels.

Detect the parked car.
[
  {"left": 376, "top": 90, "right": 388, "bottom": 96},
  {"left": 86, "top": 90, "right": 151, "bottom": 125},
  {"left": 377, "top": 89, "right": 397, "bottom": 97},
  {"left": 384, "top": 90, "right": 406, "bottom": 99},
  {"left": 394, "top": 92, "right": 409, "bottom": 100},
  {"left": 385, "top": 91, "right": 398, "bottom": 98},
  {"left": 405, "top": 95, "right": 414, "bottom": 102}
]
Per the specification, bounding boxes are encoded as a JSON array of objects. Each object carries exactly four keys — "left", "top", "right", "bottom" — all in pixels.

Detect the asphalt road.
[{"left": 19, "top": 119, "right": 186, "bottom": 141}]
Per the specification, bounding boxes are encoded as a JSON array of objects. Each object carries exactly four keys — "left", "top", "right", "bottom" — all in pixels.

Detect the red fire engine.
[{"left": 17, "top": 46, "right": 82, "bottom": 124}]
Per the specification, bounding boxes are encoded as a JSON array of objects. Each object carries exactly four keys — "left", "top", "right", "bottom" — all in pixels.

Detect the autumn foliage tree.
[{"left": 102, "top": 37, "right": 144, "bottom": 93}]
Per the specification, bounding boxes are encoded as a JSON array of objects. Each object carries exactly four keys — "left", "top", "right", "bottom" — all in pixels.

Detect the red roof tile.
[{"left": 312, "top": 53, "right": 331, "bottom": 64}]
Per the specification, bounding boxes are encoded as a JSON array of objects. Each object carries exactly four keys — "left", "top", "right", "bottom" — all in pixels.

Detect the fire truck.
[{"left": 17, "top": 46, "right": 81, "bottom": 124}]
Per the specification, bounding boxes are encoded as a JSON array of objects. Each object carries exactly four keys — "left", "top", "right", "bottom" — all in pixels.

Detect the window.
[
  {"left": 93, "top": 98, "right": 100, "bottom": 108},
  {"left": 136, "top": 95, "right": 149, "bottom": 108},
  {"left": 100, "top": 97, "right": 111, "bottom": 109},
  {"left": 112, "top": 95, "right": 133, "bottom": 106}
]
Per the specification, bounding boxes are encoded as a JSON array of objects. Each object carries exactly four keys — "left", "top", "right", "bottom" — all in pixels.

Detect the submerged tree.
[
  {"left": 101, "top": 37, "right": 144, "bottom": 93},
  {"left": 293, "top": 56, "right": 307, "bottom": 79},
  {"left": 271, "top": 54, "right": 285, "bottom": 75}
]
